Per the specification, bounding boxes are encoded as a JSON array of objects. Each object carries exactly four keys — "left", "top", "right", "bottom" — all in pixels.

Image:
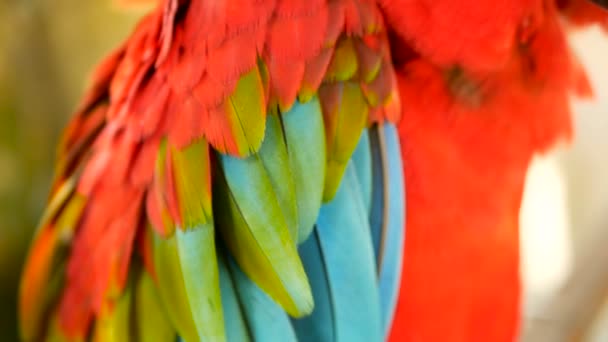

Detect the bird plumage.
[{"left": 18, "top": 0, "right": 608, "bottom": 341}]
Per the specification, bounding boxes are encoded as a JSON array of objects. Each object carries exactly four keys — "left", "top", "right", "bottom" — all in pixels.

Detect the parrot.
[{"left": 17, "top": 0, "right": 608, "bottom": 341}]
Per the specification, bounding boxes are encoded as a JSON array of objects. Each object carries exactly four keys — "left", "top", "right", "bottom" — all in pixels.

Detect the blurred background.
[{"left": 0, "top": 1, "right": 606, "bottom": 341}]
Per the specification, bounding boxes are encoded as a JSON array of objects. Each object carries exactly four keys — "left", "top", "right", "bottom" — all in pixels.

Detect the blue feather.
[
  {"left": 217, "top": 254, "right": 250, "bottom": 342},
  {"left": 350, "top": 129, "right": 372, "bottom": 215},
  {"left": 292, "top": 164, "right": 382, "bottom": 342},
  {"left": 291, "top": 231, "right": 334, "bottom": 341},
  {"left": 376, "top": 123, "right": 406, "bottom": 336},
  {"left": 368, "top": 128, "right": 385, "bottom": 261},
  {"left": 282, "top": 98, "right": 327, "bottom": 244},
  {"left": 227, "top": 258, "right": 298, "bottom": 342}
]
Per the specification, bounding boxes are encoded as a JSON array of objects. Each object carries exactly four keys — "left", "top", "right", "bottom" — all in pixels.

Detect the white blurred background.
[{"left": 520, "top": 26, "right": 608, "bottom": 341}]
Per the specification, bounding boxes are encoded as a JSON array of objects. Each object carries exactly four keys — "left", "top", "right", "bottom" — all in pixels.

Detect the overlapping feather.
[{"left": 18, "top": 0, "right": 404, "bottom": 341}]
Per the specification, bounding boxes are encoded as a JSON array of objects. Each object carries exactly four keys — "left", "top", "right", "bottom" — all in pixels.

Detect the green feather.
[
  {"left": 92, "top": 278, "right": 133, "bottom": 342},
  {"left": 176, "top": 227, "right": 224, "bottom": 341},
  {"left": 34, "top": 178, "right": 76, "bottom": 236},
  {"left": 155, "top": 140, "right": 225, "bottom": 341},
  {"left": 281, "top": 97, "right": 326, "bottom": 243},
  {"left": 227, "top": 257, "right": 298, "bottom": 342},
  {"left": 214, "top": 116, "right": 313, "bottom": 317},
  {"left": 153, "top": 233, "right": 197, "bottom": 342},
  {"left": 217, "top": 252, "right": 251, "bottom": 342},
  {"left": 44, "top": 317, "right": 69, "bottom": 342},
  {"left": 226, "top": 67, "right": 267, "bottom": 156},
  {"left": 322, "top": 82, "right": 369, "bottom": 201},
  {"left": 152, "top": 139, "right": 175, "bottom": 236},
  {"left": 257, "top": 114, "right": 299, "bottom": 242},
  {"left": 171, "top": 140, "right": 212, "bottom": 228},
  {"left": 153, "top": 226, "right": 224, "bottom": 342},
  {"left": 325, "top": 39, "right": 359, "bottom": 82},
  {"left": 134, "top": 271, "right": 176, "bottom": 342}
]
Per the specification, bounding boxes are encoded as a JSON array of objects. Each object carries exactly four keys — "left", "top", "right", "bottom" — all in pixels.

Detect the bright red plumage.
[
  {"left": 381, "top": 0, "right": 547, "bottom": 72},
  {"left": 388, "top": 1, "right": 605, "bottom": 340}
]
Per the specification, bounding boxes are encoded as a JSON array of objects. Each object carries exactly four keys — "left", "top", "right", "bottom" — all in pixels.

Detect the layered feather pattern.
[
  {"left": 19, "top": 0, "right": 403, "bottom": 341},
  {"left": 20, "top": 0, "right": 607, "bottom": 341}
]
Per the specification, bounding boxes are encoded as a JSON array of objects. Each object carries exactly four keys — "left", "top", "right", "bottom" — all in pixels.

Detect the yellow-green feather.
[
  {"left": 256, "top": 115, "right": 299, "bottom": 242},
  {"left": 214, "top": 171, "right": 312, "bottom": 317},
  {"left": 226, "top": 67, "right": 267, "bottom": 156},
  {"left": 153, "top": 233, "right": 199, "bottom": 342},
  {"left": 322, "top": 83, "right": 369, "bottom": 201},
  {"left": 153, "top": 140, "right": 175, "bottom": 237},
  {"left": 44, "top": 312, "right": 71, "bottom": 342},
  {"left": 134, "top": 271, "right": 176, "bottom": 342},
  {"left": 214, "top": 115, "right": 314, "bottom": 316},
  {"left": 153, "top": 226, "right": 224, "bottom": 342},
  {"left": 325, "top": 39, "right": 359, "bottom": 82},
  {"left": 171, "top": 140, "right": 212, "bottom": 228},
  {"left": 54, "top": 194, "right": 86, "bottom": 242},
  {"left": 92, "top": 281, "right": 133, "bottom": 342},
  {"left": 281, "top": 98, "right": 327, "bottom": 243},
  {"left": 35, "top": 178, "right": 76, "bottom": 237}
]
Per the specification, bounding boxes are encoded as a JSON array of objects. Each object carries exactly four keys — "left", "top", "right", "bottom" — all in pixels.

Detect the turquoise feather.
[
  {"left": 377, "top": 123, "right": 406, "bottom": 336},
  {"left": 282, "top": 98, "right": 327, "bottom": 244},
  {"left": 174, "top": 115, "right": 402, "bottom": 342},
  {"left": 216, "top": 115, "right": 313, "bottom": 317},
  {"left": 368, "top": 127, "right": 385, "bottom": 261},
  {"left": 290, "top": 231, "right": 334, "bottom": 341},
  {"left": 154, "top": 226, "right": 223, "bottom": 342},
  {"left": 257, "top": 114, "right": 299, "bottom": 241},
  {"left": 351, "top": 129, "right": 373, "bottom": 215},
  {"left": 228, "top": 258, "right": 298, "bottom": 342},
  {"left": 174, "top": 227, "right": 224, "bottom": 341},
  {"left": 217, "top": 253, "right": 251, "bottom": 342},
  {"left": 292, "top": 163, "right": 382, "bottom": 342}
]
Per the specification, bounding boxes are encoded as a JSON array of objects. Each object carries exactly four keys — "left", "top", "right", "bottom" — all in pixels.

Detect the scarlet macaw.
[{"left": 19, "top": 0, "right": 608, "bottom": 341}]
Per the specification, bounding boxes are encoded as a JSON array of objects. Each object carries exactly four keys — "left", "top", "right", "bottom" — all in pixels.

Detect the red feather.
[
  {"left": 388, "top": 3, "right": 587, "bottom": 340},
  {"left": 380, "top": 0, "right": 545, "bottom": 72}
]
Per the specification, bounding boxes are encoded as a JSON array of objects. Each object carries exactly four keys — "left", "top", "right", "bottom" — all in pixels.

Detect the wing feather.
[{"left": 20, "top": 1, "right": 404, "bottom": 340}]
